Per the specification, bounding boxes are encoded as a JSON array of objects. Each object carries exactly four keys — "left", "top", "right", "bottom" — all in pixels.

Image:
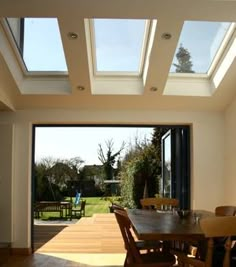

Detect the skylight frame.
[
  {"left": 207, "top": 22, "right": 235, "bottom": 77},
  {"left": 0, "top": 18, "right": 71, "bottom": 95},
  {"left": 3, "top": 17, "right": 69, "bottom": 76},
  {"left": 89, "top": 18, "right": 151, "bottom": 77},
  {"left": 169, "top": 21, "right": 235, "bottom": 78},
  {"left": 1, "top": 18, "right": 27, "bottom": 74}
]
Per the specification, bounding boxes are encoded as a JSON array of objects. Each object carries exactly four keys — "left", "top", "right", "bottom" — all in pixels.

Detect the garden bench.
[{"left": 34, "top": 201, "right": 68, "bottom": 218}]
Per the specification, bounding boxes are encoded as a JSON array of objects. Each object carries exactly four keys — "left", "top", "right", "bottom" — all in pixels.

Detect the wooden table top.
[{"left": 127, "top": 209, "right": 214, "bottom": 242}]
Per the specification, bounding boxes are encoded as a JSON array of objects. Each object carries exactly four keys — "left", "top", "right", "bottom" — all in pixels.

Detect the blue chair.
[{"left": 74, "top": 192, "right": 81, "bottom": 207}]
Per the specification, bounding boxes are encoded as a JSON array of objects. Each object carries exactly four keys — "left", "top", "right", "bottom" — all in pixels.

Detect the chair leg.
[{"left": 124, "top": 253, "right": 128, "bottom": 267}]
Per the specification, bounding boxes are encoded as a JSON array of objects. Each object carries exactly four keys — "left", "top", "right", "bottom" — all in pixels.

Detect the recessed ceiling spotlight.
[
  {"left": 150, "top": 87, "right": 158, "bottom": 92},
  {"left": 77, "top": 86, "right": 85, "bottom": 91},
  {"left": 68, "top": 32, "right": 78, "bottom": 39},
  {"left": 161, "top": 32, "right": 172, "bottom": 40}
]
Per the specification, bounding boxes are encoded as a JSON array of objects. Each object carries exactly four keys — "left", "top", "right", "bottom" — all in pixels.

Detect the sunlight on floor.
[{"left": 37, "top": 252, "right": 125, "bottom": 266}]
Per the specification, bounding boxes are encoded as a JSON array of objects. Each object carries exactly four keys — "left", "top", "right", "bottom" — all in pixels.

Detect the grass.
[
  {"left": 76, "top": 197, "right": 111, "bottom": 217},
  {"left": 36, "top": 196, "right": 111, "bottom": 220}
]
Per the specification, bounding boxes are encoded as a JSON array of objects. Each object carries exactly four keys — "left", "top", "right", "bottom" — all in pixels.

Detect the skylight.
[
  {"left": 7, "top": 18, "right": 67, "bottom": 72},
  {"left": 170, "top": 21, "right": 231, "bottom": 74},
  {"left": 2, "top": 15, "right": 235, "bottom": 97},
  {"left": 92, "top": 19, "right": 148, "bottom": 74}
]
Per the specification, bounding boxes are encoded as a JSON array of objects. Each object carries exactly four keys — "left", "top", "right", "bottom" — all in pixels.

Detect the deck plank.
[{"left": 34, "top": 213, "right": 125, "bottom": 253}]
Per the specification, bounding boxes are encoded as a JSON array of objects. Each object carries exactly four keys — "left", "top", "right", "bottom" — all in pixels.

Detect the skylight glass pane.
[
  {"left": 7, "top": 18, "right": 67, "bottom": 72},
  {"left": 93, "top": 19, "right": 146, "bottom": 73},
  {"left": 170, "top": 21, "right": 231, "bottom": 74},
  {"left": 24, "top": 18, "right": 67, "bottom": 71}
]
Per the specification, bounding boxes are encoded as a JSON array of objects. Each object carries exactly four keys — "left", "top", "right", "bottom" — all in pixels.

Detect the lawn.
[
  {"left": 79, "top": 197, "right": 111, "bottom": 217},
  {"left": 36, "top": 197, "right": 112, "bottom": 220}
]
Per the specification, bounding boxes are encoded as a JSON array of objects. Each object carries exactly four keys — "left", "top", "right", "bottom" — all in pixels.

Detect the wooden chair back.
[
  {"left": 71, "top": 200, "right": 86, "bottom": 218},
  {"left": 215, "top": 205, "right": 236, "bottom": 216},
  {"left": 175, "top": 216, "right": 236, "bottom": 267},
  {"left": 80, "top": 200, "right": 86, "bottom": 215},
  {"left": 114, "top": 210, "right": 176, "bottom": 267},
  {"left": 201, "top": 216, "right": 236, "bottom": 267},
  {"left": 140, "top": 197, "right": 179, "bottom": 210},
  {"left": 114, "top": 209, "right": 143, "bottom": 264},
  {"left": 111, "top": 203, "right": 126, "bottom": 212}
]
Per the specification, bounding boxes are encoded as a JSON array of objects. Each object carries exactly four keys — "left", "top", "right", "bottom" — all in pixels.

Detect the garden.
[{"left": 34, "top": 127, "right": 169, "bottom": 221}]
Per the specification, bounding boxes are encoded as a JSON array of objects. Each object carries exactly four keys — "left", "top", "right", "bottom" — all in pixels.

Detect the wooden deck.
[
  {"left": 0, "top": 214, "right": 126, "bottom": 267},
  {"left": 34, "top": 213, "right": 125, "bottom": 253},
  {"left": 3, "top": 213, "right": 180, "bottom": 266}
]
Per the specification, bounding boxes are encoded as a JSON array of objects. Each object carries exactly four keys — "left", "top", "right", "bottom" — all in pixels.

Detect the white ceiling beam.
[
  {"left": 1, "top": 0, "right": 236, "bottom": 22},
  {"left": 144, "top": 18, "right": 183, "bottom": 95},
  {"left": 165, "top": 76, "right": 212, "bottom": 97},
  {"left": 58, "top": 17, "right": 91, "bottom": 94},
  {"left": 91, "top": 78, "right": 144, "bottom": 95}
]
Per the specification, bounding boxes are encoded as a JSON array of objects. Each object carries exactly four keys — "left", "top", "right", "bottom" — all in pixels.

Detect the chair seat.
[
  {"left": 140, "top": 251, "right": 176, "bottom": 265},
  {"left": 136, "top": 240, "right": 162, "bottom": 250}
]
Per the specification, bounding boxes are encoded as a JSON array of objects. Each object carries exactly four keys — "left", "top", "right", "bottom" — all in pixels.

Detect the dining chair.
[
  {"left": 140, "top": 197, "right": 180, "bottom": 252},
  {"left": 110, "top": 202, "right": 126, "bottom": 212},
  {"left": 174, "top": 216, "right": 236, "bottom": 267},
  {"left": 192, "top": 205, "right": 236, "bottom": 261},
  {"left": 71, "top": 200, "right": 86, "bottom": 218},
  {"left": 112, "top": 204, "right": 162, "bottom": 252},
  {"left": 114, "top": 209, "right": 176, "bottom": 267},
  {"left": 215, "top": 205, "right": 236, "bottom": 258},
  {"left": 140, "top": 197, "right": 179, "bottom": 211},
  {"left": 215, "top": 206, "right": 236, "bottom": 216}
]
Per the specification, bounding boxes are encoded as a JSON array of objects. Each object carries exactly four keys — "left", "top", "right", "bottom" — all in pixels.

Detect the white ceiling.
[{"left": 1, "top": 0, "right": 236, "bottom": 112}]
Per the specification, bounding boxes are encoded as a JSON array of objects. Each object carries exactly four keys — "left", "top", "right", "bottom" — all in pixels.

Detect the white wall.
[
  {"left": 224, "top": 97, "right": 236, "bottom": 205},
  {"left": 191, "top": 117, "right": 225, "bottom": 209},
  {"left": 0, "top": 109, "right": 225, "bottom": 249},
  {"left": 0, "top": 124, "right": 13, "bottom": 243},
  {"left": 12, "top": 122, "right": 32, "bottom": 248}
]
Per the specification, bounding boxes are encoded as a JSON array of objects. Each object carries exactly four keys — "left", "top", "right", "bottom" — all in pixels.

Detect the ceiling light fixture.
[
  {"left": 68, "top": 32, "right": 78, "bottom": 39},
  {"left": 77, "top": 86, "right": 85, "bottom": 91},
  {"left": 161, "top": 32, "right": 172, "bottom": 40},
  {"left": 150, "top": 87, "right": 158, "bottom": 92}
]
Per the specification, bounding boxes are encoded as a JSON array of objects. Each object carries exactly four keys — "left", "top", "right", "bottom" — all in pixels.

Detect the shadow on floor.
[{"left": 34, "top": 224, "right": 69, "bottom": 251}]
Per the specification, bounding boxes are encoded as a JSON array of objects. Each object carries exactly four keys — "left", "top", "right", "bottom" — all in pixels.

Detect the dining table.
[
  {"left": 127, "top": 209, "right": 214, "bottom": 242},
  {"left": 127, "top": 208, "right": 215, "bottom": 259}
]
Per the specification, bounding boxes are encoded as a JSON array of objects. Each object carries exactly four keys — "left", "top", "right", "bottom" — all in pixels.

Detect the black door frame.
[
  {"left": 161, "top": 126, "right": 190, "bottom": 209},
  {"left": 31, "top": 124, "right": 191, "bottom": 250}
]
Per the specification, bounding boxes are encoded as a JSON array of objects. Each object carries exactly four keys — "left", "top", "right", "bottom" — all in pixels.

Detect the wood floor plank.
[{"left": 34, "top": 213, "right": 125, "bottom": 254}]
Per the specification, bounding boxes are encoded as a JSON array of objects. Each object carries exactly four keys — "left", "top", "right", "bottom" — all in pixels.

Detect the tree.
[
  {"left": 98, "top": 139, "right": 125, "bottom": 196},
  {"left": 98, "top": 139, "right": 125, "bottom": 180},
  {"left": 119, "top": 135, "right": 158, "bottom": 208},
  {"left": 173, "top": 44, "right": 194, "bottom": 73},
  {"left": 34, "top": 156, "right": 84, "bottom": 202},
  {"left": 34, "top": 158, "right": 63, "bottom": 201},
  {"left": 119, "top": 127, "right": 171, "bottom": 208},
  {"left": 79, "top": 164, "right": 105, "bottom": 196}
]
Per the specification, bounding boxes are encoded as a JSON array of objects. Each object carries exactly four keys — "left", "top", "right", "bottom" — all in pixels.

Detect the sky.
[
  {"left": 35, "top": 126, "right": 154, "bottom": 165},
  {"left": 18, "top": 18, "right": 231, "bottom": 73},
  {"left": 94, "top": 19, "right": 145, "bottom": 72},
  {"left": 170, "top": 21, "right": 230, "bottom": 73}
]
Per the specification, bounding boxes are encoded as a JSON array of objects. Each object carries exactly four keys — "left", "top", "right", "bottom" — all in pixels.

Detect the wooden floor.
[
  {"left": 34, "top": 213, "right": 125, "bottom": 253},
  {"left": 1, "top": 214, "right": 126, "bottom": 267}
]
